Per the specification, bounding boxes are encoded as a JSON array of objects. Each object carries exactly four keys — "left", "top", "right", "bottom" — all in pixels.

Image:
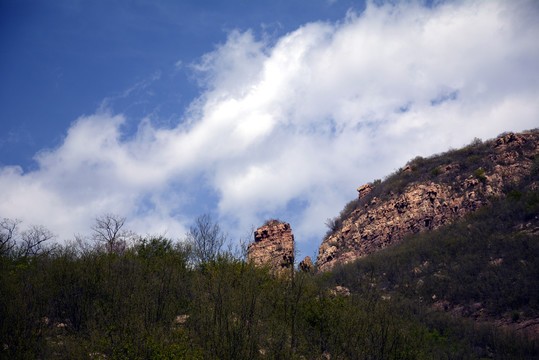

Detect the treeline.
[
  {"left": 1, "top": 195, "right": 538, "bottom": 359},
  {"left": 0, "top": 232, "right": 423, "bottom": 359}
]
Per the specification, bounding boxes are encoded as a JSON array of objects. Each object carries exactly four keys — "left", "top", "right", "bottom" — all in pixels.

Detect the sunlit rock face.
[
  {"left": 317, "top": 131, "right": 539, "bottom": 272},
  {"left": 248, "top": 220, "right": 294, "bottom": 274}
]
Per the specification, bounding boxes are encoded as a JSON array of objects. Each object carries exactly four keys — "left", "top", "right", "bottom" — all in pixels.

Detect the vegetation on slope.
[
  {"left": 332, "top": 187, "right": 538, "bottom": 318},
  {"left": 325, "top": 131, "right": 538, "bottom": 239},
  {"left": 1, "top": 193, "right": 538, "bottom": 359},
  {"left": 1, "top": 131, "right": 537, "bottom": 359}
]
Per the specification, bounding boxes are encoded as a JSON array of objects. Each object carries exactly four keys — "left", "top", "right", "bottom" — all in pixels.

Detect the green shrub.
[
  {"left": 474, "top": 168, "right": 487, "bottom": 182},
  {"left": 507, "top": 190, "right": 522, "bottom": 201}
]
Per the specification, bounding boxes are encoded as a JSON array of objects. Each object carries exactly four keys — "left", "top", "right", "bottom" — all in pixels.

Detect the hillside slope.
[
  {"left": 331, "top": 188, "right": 539, "bottom": 338},
  {"left": 318, "top": 130, "right": 539, "bottom": 271}
]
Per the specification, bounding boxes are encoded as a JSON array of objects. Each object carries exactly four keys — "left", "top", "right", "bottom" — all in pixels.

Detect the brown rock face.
[
  {"left": 357, "top": 184, "right": 374, "bottom": 199},
  {"left": 299, "top": 256, "right": 314, "bottom": 272},
  {"left": 248, "top": 220, "right": 294, "bottom": 273},
  {"left": 317, "top": 131, "right": 539, "bottom": 271}
]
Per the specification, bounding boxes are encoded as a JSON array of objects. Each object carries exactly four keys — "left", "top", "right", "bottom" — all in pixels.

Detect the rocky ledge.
[{"left": 317, "top": 131, "right": 539, "bottom": 271}]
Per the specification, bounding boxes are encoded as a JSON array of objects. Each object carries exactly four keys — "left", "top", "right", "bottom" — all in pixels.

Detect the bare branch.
[
  {"left": 187, "top": 214, "right": 226, "bottom": 264},
  {"left": 20, "top": 224, "right": 55, "bottom": 256},
  {"left": 0, "top": 218, "right": 21, "bottom": 256},
  {"left": 91, "top": 214, "right": 129, "bottom": 254}
]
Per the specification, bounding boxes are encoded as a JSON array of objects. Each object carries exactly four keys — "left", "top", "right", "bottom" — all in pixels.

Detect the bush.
[{"left": 474, "top": 168, "right": 487, "bottom": 182}]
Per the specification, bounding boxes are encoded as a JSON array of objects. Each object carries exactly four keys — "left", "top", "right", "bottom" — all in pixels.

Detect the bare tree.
[
  {"left": 187, "top": 213, "right": 226, "bottom": 265},
  {"left": 0, "top": 218, "right": 21, "bottom": 256},
  {"left": 92, "top": 214, "right": 131, "bottom": 254},
  {"left": 20, "top": 224, "right": 55, "bottom": 256},
  {"left": 1, "top": 219, "right": 55, "bottom": 257},
  {"left": 235, "top": 224, "right": 256, "bottom": 261}
]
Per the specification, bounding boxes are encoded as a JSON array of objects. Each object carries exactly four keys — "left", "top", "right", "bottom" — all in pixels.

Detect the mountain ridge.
[{"left": 317, "top": 130, "right": 539, "bottom": 271}]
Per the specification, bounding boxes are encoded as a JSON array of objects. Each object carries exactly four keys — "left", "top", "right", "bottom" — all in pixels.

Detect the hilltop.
[{"left": 318, "top": 130, "right": 538, "bottom": 271}]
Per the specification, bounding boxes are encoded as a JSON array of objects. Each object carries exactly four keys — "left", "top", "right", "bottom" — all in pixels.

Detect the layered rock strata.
[
  {"left": 317, "top": 131, "right": 538, "bottom": 271},
  {"left": 248, "top": 220, "right": 294, "bottom": 274}
]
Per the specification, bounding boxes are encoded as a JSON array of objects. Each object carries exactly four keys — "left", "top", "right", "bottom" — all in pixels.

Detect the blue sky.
[
  {"left": 1, "top": 0, "right": 538, "bottom": 261},
  {"left": 1, "top": 0, "right": 362, "bottom": 168}
]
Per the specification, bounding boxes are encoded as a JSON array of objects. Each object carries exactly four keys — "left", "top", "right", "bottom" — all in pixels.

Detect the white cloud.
[{"left": 1, "top": 1, "right": 538, "bottom": 254}]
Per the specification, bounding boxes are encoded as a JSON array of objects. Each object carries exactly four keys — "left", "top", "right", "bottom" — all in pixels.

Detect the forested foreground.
[
  {"left": 1, "top": 191, "right": 538, "bottom": 359},
  {"left": 0, "top": 247, "right": 536, "bottom": 359}
]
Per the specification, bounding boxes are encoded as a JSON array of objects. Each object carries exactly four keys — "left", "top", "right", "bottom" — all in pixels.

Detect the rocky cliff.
[
  {"left": 248, "top": 220, "right": 295, "bottom": 273},
  {"left": 317, "top": 130, "right": 539, "bottom": 271}
]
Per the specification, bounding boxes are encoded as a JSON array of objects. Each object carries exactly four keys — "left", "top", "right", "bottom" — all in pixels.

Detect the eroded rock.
[
  {"left": 299, "top": 256, "right": 314, "bottom": 272},
  {"left": 248, "top": 220, "right": 294, "bottom": 274},
  {"left": 317, "top": 131, "right": 539, "bottom": 271}
]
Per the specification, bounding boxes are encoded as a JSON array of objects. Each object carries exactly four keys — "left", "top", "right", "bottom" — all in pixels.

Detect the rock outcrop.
[
  {"left": 248, "top": 220, "right": 294, "bottom": 274},
  {"left": 299, "top": 256, "right": 314, "bottom": 272},
  {"left": 317, "top": 131, "right": 539, "bottom": 271}
]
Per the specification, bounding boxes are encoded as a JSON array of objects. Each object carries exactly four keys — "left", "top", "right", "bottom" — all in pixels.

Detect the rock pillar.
[{"left": 248, "top": 220, "right": 294, "bottom": 273}]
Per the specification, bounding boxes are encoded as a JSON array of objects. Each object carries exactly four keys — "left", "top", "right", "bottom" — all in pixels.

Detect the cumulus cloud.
[{"left": 1, "top": 1, "right": 538, "bottom": 254}]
